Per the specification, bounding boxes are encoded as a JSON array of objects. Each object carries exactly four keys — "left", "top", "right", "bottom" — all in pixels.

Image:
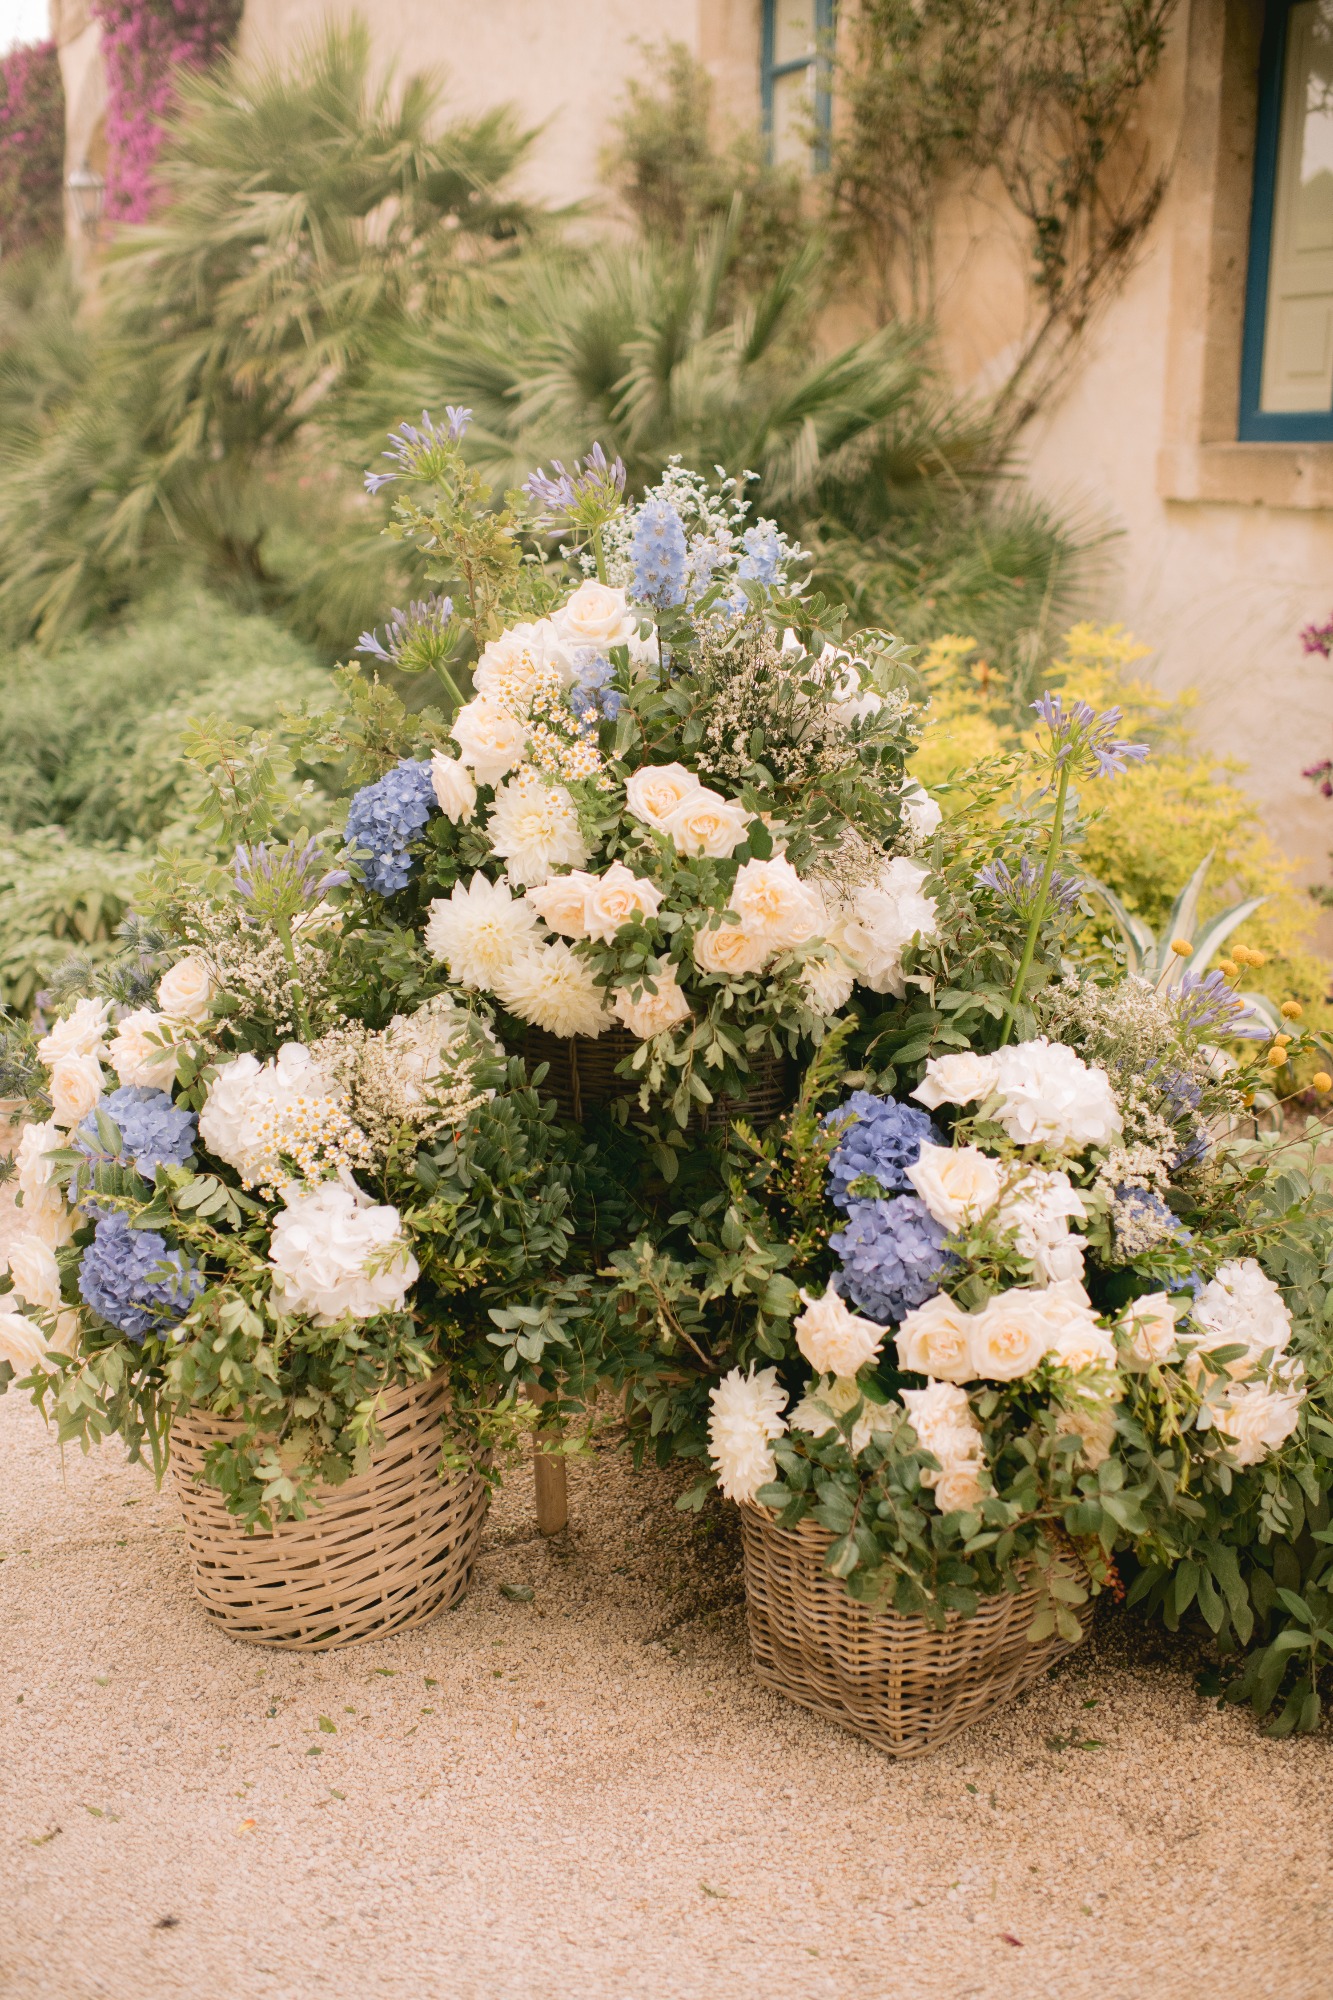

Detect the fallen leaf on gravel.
[
  {"left": 317, "top": 1716, "right": 336, "bottom": 1733},
  {"left": 1000, "top": 1933, "right": 1023, "bottom": 1947},
  {"left": 28, "top": 1827, "right": 60, "bottom": 1846},
  {"left": 234, "top": 1819, "right": 256, "bottom": 1835},
  {"left": 500, "top": 1583, "right": 535, "bottom": 1601},
  {"left": 154, "top": 1917, "right": 180, "bottom": 1930}
]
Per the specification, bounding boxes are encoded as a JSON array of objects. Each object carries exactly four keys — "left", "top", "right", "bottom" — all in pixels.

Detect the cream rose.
[
  {"left": 5, "top": 1234, "right": 61, "bottom": 1314},
  {"left": 625, "top": 762, "right": 703, "bottom": 832},
  {"left": 157, "top": 956, "right": 215, "bottom": 1026},
  {"left": 430, "top": 750, "right": 478, "bottom": 824},
  {"left": 450, "top": 698, "right": 528, "bottom": 788},
  {"left": 526, "top": 871, "right": 595, "bottom": 938},
  {"left": 934, "top": 1461, "right": 986, "bottom": 1511},
  {"left": 1216, "top": 1379, "right": 1303, "bottom": 1467},
  {"left": 911, "top": 1050, "right": 1002, "bottom": 1112},
  {"left": 48, "top": 1052, "right": 104, "bottom": 1129},
  {"left": 584, "top": 863, "right": 664, "bottom": 943},
  {"left": 663, "top": 788, "right": 752, "bottom": 860},
  {"left": 0, "top": 1307, "right": 53, "bottom": 1376},
  {"left": 1119, "top": 1291, "right": 1179, "bottom": 1366},
  {"left": 611, "top": 966, "right": 692, "bottom": 1039},
  {"left": 36, "top": 997, "right": 111, "bottom": 1065},
  {"left": 15, "top": 1118, "right": 63, "bottom": 1200},
  {"left": 108, "top": 1008, "right": 178, "bottom": 1091},
  {"left": 727, "top": 856, "right": 823, "bottom": 950},
  {"left": 793, "top": 1287, "right": 884, "bottom": 1378},
  {"left": 473, "top": 618, "right": 575, "bottom": 702},
  {"left": 905, "top": 1143, "right": 1002, "bottom": 1231},
  {"left": 968, "top": 1288, "right": 1056, "bottom": 1381},
  {"left": 693, "top": 920, "right": 771, "bottom": 977},
  {"left": 554, "top": 580, "right": 637, "bottom": 652},
  {"left": 895, "top": 1292, "right": 977, "bottom": 1384}
]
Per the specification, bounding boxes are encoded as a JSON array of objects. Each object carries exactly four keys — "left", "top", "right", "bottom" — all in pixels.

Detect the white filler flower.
[{"left": 268, "top": 1183, "right": 418, "bottom": 1324}]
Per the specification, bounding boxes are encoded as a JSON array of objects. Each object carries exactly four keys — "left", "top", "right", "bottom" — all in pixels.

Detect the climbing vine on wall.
[
  {"left": 93, "top": 0, "right": 242, "bottom": 222},
  {"left": 0, "top": 40, "right": 65, "bottom": 256}
]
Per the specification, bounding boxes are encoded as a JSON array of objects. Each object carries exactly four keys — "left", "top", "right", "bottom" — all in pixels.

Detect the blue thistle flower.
[
  {"left": 77, "top": 1212, "right": 202, "bottom": 1342},
  {"left": 824, "top": 1093, "right": 942, "bottom": 1212},
  {"left": 343, "top": 759, "right": 437, "bottom": 896},
  {"left": 830, "top": 1196, "right": 956, "bottom": 1324}
]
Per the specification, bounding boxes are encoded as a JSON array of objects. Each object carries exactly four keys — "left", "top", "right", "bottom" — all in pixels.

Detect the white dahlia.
[
  {"left": 486, "top": 771, "right": 588, "bottom": 887},
  {"left": 424, "top": 874, "right": 540, "bottom": 991},
  {"left": 708, "top": 1365, "right": 788, "bottom": 1503},
  {"left": 493, "top": 942, "right": 610, "bottom": 1038}
]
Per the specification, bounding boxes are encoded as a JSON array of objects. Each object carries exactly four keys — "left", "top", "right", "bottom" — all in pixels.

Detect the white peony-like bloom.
[
  {"left": 708, "top": 1364, "right": 788, "bottom": 1503},
  {"left": 157, "top": 956, "right": 216, "bottom": 1025},
  {"left": 0, "top": 1306, "right": 57, "bottom": 1376},
  {"left": 793, "top": 1286, "right": 884, "bottom": 1378},
  {"left": 1191, "top": 1259, "right": 1292, "bottom": 1374},
  {"left": 472, "top": 618, "right": 576, "bottom": 704},
  {"left": 4, "top": 1233, "right": 61, "bottom": 1315},
  {"left": 1215, "top": 1376, "right": 1304, "bottom": 1467},
  {"left": 663, "top": 787, "right": 752, "bottom": 860},
  {"left": 430, "top": 750, "right": 478, "bottom": 824},
  {"left": 968, "top": 1287, "right": 1059, "bottom": 1381},
  {"left": 611, "top": 966, "right": 692, "bottom": 1039},
  {"left": 450, "top": 698, "right": 528, "bottom": 788},
  {"left": 624, "top": 761, "right": 703, "bottom": 833},
  {"left": 526, "top": 871, "right": 596, "bottom": 938},
  {"left": 906, "top": 1143, "right": 1002, "bottom": 1231},
  {"left": 798, "top": 951, "right": 856, "bottom": 1015},
  {"left": 831, "top": 857, "right": 938, "bottom": 997},
  {"left": 268, "top": 1183, "right": 417, "bottom": 1325},
  {"left": 912, "top": 1050, "right": 1002, "bottom": 1112},
  {"left": 990, "top": 1038, "right": 1122, "bottom": 1151},
  {"left": 1119, "top": 1291, "right": 1180, "bottom": 1366},
  {"left": 554, "top": 580, "right": 638, "bottom": 653},
  {"left": 728, "top": 856, "right": 823, "bottom": 950},
  {"left": 198, "top": 1043, "right": 346, "bottom": 1188},
  {"left": 999, "top": 1167, "right": 1088, "bottom": 1286},
  {"left": 896, "top": 1292, "right": 977, "bottom": 1384},
  {"left": 426, "top": 873, "right": 540, "bottom": 990},
  {"left": 108, "top": 1008, "right": 179, "bottom": 1091},
  {"left": 48, "top": 1052, "right": 105, "bottom": 1129},
  {"left": 37, "top": 996, "right": 111, "bottom": 1065},
  {"left": 486, "top": 771, "right": 588, "bottom": 887},
  {"left": 494, "top": 943, "right": 611, "bottom": 1039},
  {"left": 788, "top": 1373, "right": 898, "bottom": 1457},
  {"left": 693, "top": 918, "right": 771, "bottom": 978},
  {"left": 583, "top": 862, "right": 664, "bottom": 943},
  {"left": 901, "top": 781, "right": 943, "bottom": 845}
]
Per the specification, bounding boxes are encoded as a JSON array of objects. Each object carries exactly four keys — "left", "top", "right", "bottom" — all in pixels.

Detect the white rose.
[
  {"left": 1119, "top": 1291, "right": 1179, "bottom": 1366},
  {"left": 554, "top": 580, "right": 637, "bottom": 652},
  {"left": 933, "top": 1460, "right": 987, "bottom": 1512},
  {"left": 268, "top": 1183, "right": 417, "bottom": 1325},
  {"left": 1055, "top": 1392, "right": 1119, "bottom": 1468},
  {"left": 912, "top": 1050, "right": 1002, "bottom": 1112},
  {"left": 727, "top": 856, "right": 823, "bottom": 950},
  {"left": 5, "top": 1234, "right": 61, "bottom": 1315},
  {"left": 430, "top": 750, "right": 478, "bottom": 824},
  {"left": 15, "top": 1187, "right": 73, "bottom": 1250},
  {"left": 108, "top": 1008, "right": 178, "bottom": 1091},
  {"left": 584, "top": 863, "right": 664, "bottom": 943},
  {"left": 37, "top": 996, "right": 111, "bottom": 1065},
  {"left": 473, "top": 619, "right": 576, "bottom": 703},
  {"left": 901, "top": 781, "right": 942, "bottom": 844},
  {"left": 991, "top": 1038, "right": 1122, "bottom": 1152},
  {"left": 48, "top": 1053, "right": 104, "bottom": 1130},
  {"left": 157, "top": 956, "right": 215, "bottom": 1025},
  {"left": 526, "top": 871, "right": 596, "bottom": 939},
  {"left": 793, "top": 1286, "right": 885, "bottom": 1378},
  {"left": 906, "top": 1143, "right": 1002, "bottom": 1230},
  {"left": 663, "top": 788, "right": 752, "bottom": 860},
  {"left": 798, "top": 951, "right": 856, "bottom": 1015},
  {"left": 693, "top": 920, "right": 771, "bottom": 977},
  {"left": 15, "top": 1118, "right": 63, "bottom": 1200},
  {"left": 450, "top": 698, "right": 528, "bottom": 787},
  {"left": 968, "top": 1287, "right": 1058, "bottom": 1381},
  {"left": 1216, "top": 1378, "right": 1304, "bottom": 1468},
  {"left": 901, "top": 1382, "right": 986, "bottom": 1495},
  {"left": 624, "top": 762, "right": 703, "bottom": 833},
  {"left": 895, "top": 1292, "right": 977, "bottom": 1384},
  {"left": 788, "top": 1374, "right": 899, "bottom": 1457},
  {"left": 612, "top": 966, "right": 692, "bottom": 1039},
  {"left": 0, "top": 1307, "right": 54, "bottom": 1376}
]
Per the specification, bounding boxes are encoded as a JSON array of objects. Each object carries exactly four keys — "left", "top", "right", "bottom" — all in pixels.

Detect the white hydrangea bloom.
[
  {"left": 199, "top": 1044, "right": 366, "bottom": 1192},
  {"left": 1191, "top": 1259, "right": 1292, "bottom": 1371},
  {"left": 991, "top": 1038, "right": 1121, "bottom": 1151},
  {"left": 268, "top": 1184, "right": 417, "bottom": 1325},
  {"left": 1215, "top": 1375, "right": 1304, "bottom": 1467},
  {"left": 829, "top": 856, "right": 937, "bottom": 997},
  {"left": 708, "top": 1365, "right": 788, "bottom": 1502}
]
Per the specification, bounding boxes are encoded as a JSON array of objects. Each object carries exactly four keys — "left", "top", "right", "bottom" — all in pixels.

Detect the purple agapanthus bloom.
[
  {"left": 1173, "top": 969, "right": 1266, "bottom": 1039},
  {"left": 524, "top": 442, "right": 626, "bottom": 530},
  {"left": 824, "top": 1093, "right": 942, "bottom": 1211},
  {"left": 343, "top": 759, "right": 437, "bottom": 896},
  {"left": 357, "top": 595, "right": 454, "bottom": 667},
  {"left": 364, "top": 408, "right": 471, "bottom": 492},
  {"left": 976, "top": 856, "right": 1082, "bottom": 915},
  {"left": 234, "top": 839, "right": 349, "bottom": 917},
  {"left": 830, "top": 1196, "right": 955, "bottom": 1324},
  {"left": 78, "top": 1211, "right": 202, "bottom": 1341},
  {"left": 1031, "top": 693, "right": 1149, "bottom": 777}
]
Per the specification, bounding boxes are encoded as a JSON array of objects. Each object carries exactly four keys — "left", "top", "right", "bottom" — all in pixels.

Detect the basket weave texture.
[
  {"left": 522, "top": 1025, "right": 792, "bottom": 1130},
  {"left": 739, "top": 1503, "right": 1087, "bottom": 1758},
  {"left": 171, "top": 1373, "right": 488, "bottom": 1651}
]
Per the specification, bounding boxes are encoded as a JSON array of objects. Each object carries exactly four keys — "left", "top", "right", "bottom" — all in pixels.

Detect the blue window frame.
[
  {"left": 1240, "top": 0, "right": 1333, "bottom": 440},
  {"left": 761, "top": 0, "right": 835, "bottom": 171}
]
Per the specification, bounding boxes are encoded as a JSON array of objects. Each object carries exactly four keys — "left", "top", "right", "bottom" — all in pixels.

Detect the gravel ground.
[{"left": 2, "top": 1389, "right": 1331, "bottom": 2000}]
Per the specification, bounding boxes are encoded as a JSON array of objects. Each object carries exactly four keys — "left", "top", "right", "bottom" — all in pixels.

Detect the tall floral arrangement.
[
  {"left": 93, "top": 0, "right": 241, "bottom": 222},
  {"left": 0, "top": 40, "right": 64, "bottom": 254}
]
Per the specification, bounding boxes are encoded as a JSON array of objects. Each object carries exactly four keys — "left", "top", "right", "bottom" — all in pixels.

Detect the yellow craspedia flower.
[
  {"left": 1282, "top": 1000, "right": 1304, "bottom": 1019},
  {"left": 1314, "top": 1072, "right": 1332, "bottom": 1093},
  {"left": 1218, "top": 958, "right": 1238, "bottom": 978},
  {"left": 1248, "top": 949, "right": 1268, "bottom": 967},
  {"left": 1170, "top": 938, "right": 1193, "bottom": 957},
  {"left": 1267, "top": 1045, "right": 1288, "bottom": 1066}
]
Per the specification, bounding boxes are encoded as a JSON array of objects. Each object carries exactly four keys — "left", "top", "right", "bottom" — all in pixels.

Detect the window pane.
[
  {"left": 772, "top": 0, "right": 817, "bottom": 67},
  {"left": 1261, "top": 1, "right": 1333, "bottom": 412},
  {"left": 772, "top": 69, "right": 813, "bottom": 168}
]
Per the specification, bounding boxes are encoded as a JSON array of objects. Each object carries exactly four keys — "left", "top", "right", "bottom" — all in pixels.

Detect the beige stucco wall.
[{"left": 51, "top": 0, "right": 105, "bottom": 279}]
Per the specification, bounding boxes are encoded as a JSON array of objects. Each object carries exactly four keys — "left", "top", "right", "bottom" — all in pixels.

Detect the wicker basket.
[
  {"left": 521, "top": 1026, "right": 793, "bottom": 1131},
  {"left": 171, "top": 1373, "right": 488, "bottom": 1651},
  {"left": 739, "top": 1503, "right": 1088, "bottom": 1758}
]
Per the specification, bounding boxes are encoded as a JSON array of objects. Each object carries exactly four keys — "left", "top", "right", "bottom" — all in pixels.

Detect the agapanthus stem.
[
  {"left": 275, "top": 914, "right": 311, "bottom": 1043},
  {"left": 1000, "top": 759, "right": 1070, "bottom": 1046},
  {"left": 591, "top": 526, "right": 608, "bottom": 586}
]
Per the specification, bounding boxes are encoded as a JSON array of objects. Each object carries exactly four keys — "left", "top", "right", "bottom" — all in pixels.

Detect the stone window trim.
[{"left": 1158, "top": 0, "right": 1333, "bottom": 508}]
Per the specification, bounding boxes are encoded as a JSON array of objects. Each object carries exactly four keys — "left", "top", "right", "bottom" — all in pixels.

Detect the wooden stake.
[{"left": 531, "top": 1385, "right": 568, "bottom": 1536}]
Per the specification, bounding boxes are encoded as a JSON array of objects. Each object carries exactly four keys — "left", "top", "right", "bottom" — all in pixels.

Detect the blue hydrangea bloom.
[
  {"left": 737, "top": 522, "right": 783, "bottom": 587},
  {"left": 824, "top": 1092, "right": 942, "bottom": 1212},
  {"left": 569, "top": 655, "right": 623, "bottom": 724},
  {"left": 630, "top": 498, "right": 688, "bottom": 607},
  {"left": 343, "top": 758, "right": 437, "bottom": 896},
  {"left": 78, "top": 1212, "right": 202, "bottom": 1341},
  {"left": 830, "top": 1196, "right": 955, "bottom": 1324},
  {"left": 75, "top": 1087, "right": 196, "bottom": 1188}
]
